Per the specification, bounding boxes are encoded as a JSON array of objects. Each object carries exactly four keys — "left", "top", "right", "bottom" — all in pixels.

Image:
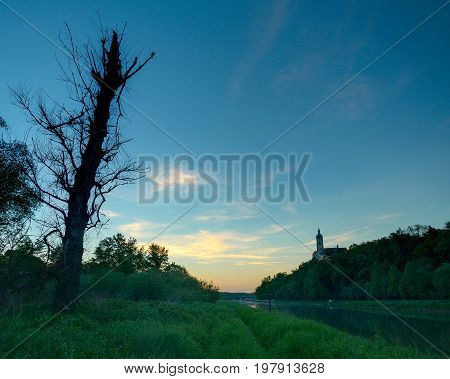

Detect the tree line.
[
  {"left": 0, "top": 232, "right": 218, "bottom": 308},
  {"left": 255, "top": 224, "right": 450, "bottom": 300}
]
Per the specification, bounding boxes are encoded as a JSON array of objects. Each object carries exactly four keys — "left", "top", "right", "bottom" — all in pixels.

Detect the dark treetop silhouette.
[
  {"left": 12, "top": 26, "right": 155, "bottom": 310},
  {"left": 0, "top": 118, "right": 37, "bottom": 252}
]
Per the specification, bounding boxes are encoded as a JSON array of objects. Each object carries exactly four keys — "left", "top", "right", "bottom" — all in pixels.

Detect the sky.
[{"left": 0, "top": 0, "right": 449, "bottom": 292}]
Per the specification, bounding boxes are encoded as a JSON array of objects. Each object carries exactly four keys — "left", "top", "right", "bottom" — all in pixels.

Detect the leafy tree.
[
  {"left": 83, "top": 237, "right": 219, "bottom": 303},
  {"left": 255, "top": 275, "right": 273, "bottom": 299},
  {"left": 303, "top": 263, "right": 335, "bottom": 299},
  {"left": 400, "top": 260, "right": 433, "bottom": 299},
  {"left": 0, "top": 238, "right": 47, "bottom": 304},
  {"left": 90, "top": 235, "right": 173, "bottom": 274},
  {"left": 143, "top": 243, "right": 169, "bottom": 271},
  {"left": 0, "top": 119, "right": 37, "bottom": 252},
  {"left": 165, "top": 262, "right": 189, "bottom": 275},
  {"left": 90, "top": 234, "right": 142, "bottom": 274},
  {"left": 432, "top": 263, "right": 450, "bottom": 299},
  {"left": 386, "top": 265, "right": 401, "bottom": 299},
  {"left": 368, "top": 262, "right": 387, "bottom": 298}
]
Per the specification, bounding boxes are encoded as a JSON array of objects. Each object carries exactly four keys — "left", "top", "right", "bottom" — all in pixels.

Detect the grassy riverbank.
[{"left": 0, "top": 300, "right": 437, "bottom": 358}]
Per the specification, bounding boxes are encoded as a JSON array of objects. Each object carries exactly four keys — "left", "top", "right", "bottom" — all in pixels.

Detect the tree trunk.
[
  {"left": 52, "top": 139, "right": 108, "bottom": 310},
  {"left": 53, "top": 219, "right": 86, "bottom": 310},
  {"left": 52, "top": 31, "right": 128, "bottom": 311},
  {"left": 52, "top": 130, "right": 109, "bottom": 310},
  {"left": 53, "top": 185, "right": 92, "bottom": 310}
]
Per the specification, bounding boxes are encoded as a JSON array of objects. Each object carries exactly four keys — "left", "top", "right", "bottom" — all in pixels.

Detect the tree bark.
[
  {"left": 52, "top": 99, "right": 111, "bottom": 309},
  {"left": 53, "top": 218, "right": 87, "bottom": 310}
]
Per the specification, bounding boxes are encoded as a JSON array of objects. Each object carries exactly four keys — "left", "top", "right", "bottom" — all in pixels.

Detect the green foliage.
[
  {"left": 387, "top": 265, "right": 401, "bottom": 298},
  {"left": 400, "top": 260, "right": 433, "bottom": 299},
  {"left": 1, "top": 232, "right": 219, "bottom": 307},
  {"left": 368, "top": 262, "right": 387, "bottom": 298},
  {"left": 83, "top": 233, "right": 219, "bottom": 303},
  {"left": 89, "top": 234, "right": 172, "bottom": 273},
  {"left": 144, "top": 243, "right": 169, "bottom": 270},
  {"left": 256, "top": 223, "right": 450, "bottom": 301},
  {"left": 89, "top": 234, "right": 142, "bottom": 274},
  {"left": 0, "top": 239, "right": 50, "bottom": 305},
  {"left": 432, "top": 263, "right": 450, "bottom": 299},
  {"left": 0, "top": 122, "right": 37, "bottom": 251},
  {"left": 78, "top": 269, "right": 218, "bottom": 303},
  {"left": 0, "top": 300, "right": 434, "bottom": 358}
]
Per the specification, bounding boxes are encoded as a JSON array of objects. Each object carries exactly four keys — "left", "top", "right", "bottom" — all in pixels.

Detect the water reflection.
[{"left": 240, "top": 300, "right": 450, "bottom": 354}]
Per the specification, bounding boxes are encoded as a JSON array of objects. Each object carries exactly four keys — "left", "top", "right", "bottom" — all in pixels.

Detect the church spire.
[{"left": 316, "top": 227, "right": 324, "bottom": 253}]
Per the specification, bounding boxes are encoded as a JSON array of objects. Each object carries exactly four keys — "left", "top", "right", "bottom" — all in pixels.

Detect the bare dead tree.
[{"left": 11, "top": 25, "right": 155, "bottom": 310}]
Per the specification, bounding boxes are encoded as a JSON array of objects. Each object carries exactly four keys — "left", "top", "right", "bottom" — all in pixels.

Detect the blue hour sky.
[{"left": 1, "top": 0, "right": 449, "bottom": 291}]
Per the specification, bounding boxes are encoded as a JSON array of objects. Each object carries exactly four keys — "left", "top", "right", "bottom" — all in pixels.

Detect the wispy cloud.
[
  {"left": 102, "top": 209, "right": 120, "bottom": 218},
  {"left": 281, "top": 203, "right": 297, "bottom": 214},
  {"left": 234, "top": 260, "right": 283, "bottom": 266},
  {"left": 306, "top": 229, "right": 358, "bottom": 247},
  {"left": 229, "top": 0, "right": 289, "bottom": 96},
  {"left": 324, "top": 229, "right": 358, "bottom": 246},
  {"left": 306, "top": 227, "right": 377, "bottom": 248},
  {"left": 271, "top": 53, "right": 323, "bottom": 93},
  {"left": 333, "top": 78, "right": 377, "bottom": 120},
  {"left": 261, "top": 224, "right": 284, "bottom": 235},
  {"left": 371, "top": 212, "right": 402, "bottom": 222},
  {"left": 151, "top": 167, "right": 202, "bottom": 191},
  {"left": 158, "top": 229, "right": 295, "bottom": 264},
  {"left": 161, "top": 230, "right": 259, "bottom": 260},
  {"left": 118, "top": 220, "right": 165, "bottom": 240},
  {"left": 194, "top": 205, "right": 257, "bottom": 223}
]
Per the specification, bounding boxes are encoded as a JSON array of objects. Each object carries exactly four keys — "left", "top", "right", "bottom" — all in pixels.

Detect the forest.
[{"left": 255, "top": 224, "right": 450, "bottom": 300}]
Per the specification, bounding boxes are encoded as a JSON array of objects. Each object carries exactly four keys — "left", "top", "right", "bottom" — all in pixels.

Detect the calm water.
[{"left": 240, "top": 300, "right": 450, "bottom": 355}]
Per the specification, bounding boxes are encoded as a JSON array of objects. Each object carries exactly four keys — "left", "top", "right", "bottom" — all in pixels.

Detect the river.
[{"left": 239, "top": 300, "right": 450, "bottom": 355}]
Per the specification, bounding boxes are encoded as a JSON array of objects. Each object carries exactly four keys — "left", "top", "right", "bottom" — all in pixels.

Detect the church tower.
[{"left": 316, "top": 227, "right": 324, "bottom": 253}]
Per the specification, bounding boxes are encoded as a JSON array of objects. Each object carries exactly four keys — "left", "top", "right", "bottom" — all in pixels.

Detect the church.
[{"left": 312, "top": 228, "right": 347, "bottom": 260}]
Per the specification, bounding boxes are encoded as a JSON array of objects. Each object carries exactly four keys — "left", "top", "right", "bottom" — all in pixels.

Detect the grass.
[{"left": 0, "top": 299, "right": 438, "bottom": 358}]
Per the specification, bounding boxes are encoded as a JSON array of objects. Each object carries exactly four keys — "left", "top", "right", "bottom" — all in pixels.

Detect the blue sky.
[{"left": 1, "top": 0, "right": 449, "bottom": 291}]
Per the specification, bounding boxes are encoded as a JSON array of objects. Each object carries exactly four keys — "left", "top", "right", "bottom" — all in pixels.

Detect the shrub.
[{"left": 78, "top": 269, "right": 218, "bottom": 303}]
